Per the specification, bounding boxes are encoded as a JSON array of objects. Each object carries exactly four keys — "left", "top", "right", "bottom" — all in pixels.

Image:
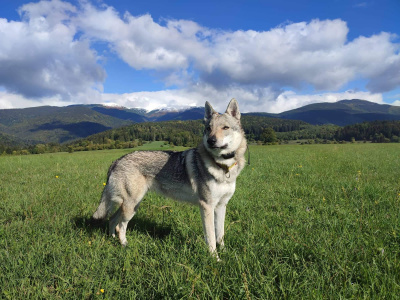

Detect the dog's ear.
[
  {"left": 204, "top": 101, "right": 216, "bottom": 121},
  {"left": 225, "top": 98, "right": 241, "bottom": 120}
]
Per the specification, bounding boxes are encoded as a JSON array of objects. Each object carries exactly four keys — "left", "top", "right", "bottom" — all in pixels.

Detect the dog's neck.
[
  {"left": 199, "top": 139, "right": 247, "bottom": 176},
  {"left": 215, "top": 160, "right": 237, "bottom": 173},
  {"left": 215, "top": 152, "right": 237, "bottom": 173}
]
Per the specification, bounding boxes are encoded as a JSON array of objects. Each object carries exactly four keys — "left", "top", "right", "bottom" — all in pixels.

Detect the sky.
[{"left": 0, "top": 0, "right": 399, "bottom": 113}]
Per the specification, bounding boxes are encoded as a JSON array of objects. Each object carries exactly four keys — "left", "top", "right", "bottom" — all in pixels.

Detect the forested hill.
[
  {"left": 66, "top": 117, "right": 400, "bottom": 153},
  {"left": 2, "top": 118, "right": 399, "bottom": 154},
  {"left": 335, "top": 120, "right": 400, "bottom": 142},
  {"left": 0, "top": 105, "right": 131, "bottom": 144},
  {"left": 67, "top": 116, "right": 310, "bottom": 150},
  {"left": 0, "top": 132, "right": 29, "bottom": 153},
  {"left": 0, "top": 105, "right": 204, "bottom": 144},
  {"left": 1, "top": 99, "right": 400, "bottom": 147}
]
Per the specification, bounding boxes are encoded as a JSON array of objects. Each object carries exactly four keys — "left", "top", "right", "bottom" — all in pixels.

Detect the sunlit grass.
[{"left": 0, "top": 143, "right": 399, "bottom": 298}]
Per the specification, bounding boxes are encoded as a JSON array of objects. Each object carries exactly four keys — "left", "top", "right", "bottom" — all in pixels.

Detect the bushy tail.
[{"left": 92, "top": 189, "right": 112, "bottom": 220}]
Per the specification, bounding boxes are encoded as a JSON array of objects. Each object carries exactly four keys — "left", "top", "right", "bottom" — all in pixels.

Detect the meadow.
[{"left": 1, "top": 142, "right": 399, "bottom": 299}]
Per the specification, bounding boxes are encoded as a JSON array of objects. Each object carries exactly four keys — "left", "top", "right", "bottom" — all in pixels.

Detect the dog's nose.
[{"left": 207, "top": 136, "right": 217, "bottom": 146}]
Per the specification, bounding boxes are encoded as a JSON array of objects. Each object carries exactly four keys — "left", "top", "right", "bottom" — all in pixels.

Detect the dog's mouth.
[{"left": 210, "top": 144, "right": 228, "bottom": 150}]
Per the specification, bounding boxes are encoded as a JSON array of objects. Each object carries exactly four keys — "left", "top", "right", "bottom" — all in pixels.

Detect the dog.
[{"left": 92, "top": 99, "right": 247, "bottom": 257}]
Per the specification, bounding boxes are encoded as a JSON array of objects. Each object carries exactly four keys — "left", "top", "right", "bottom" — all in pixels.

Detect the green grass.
[{"left": 1, "top": 144, "right": 399, "bottom": 299}]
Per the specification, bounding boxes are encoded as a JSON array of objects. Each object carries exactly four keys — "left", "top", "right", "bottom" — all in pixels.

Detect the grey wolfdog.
[{"left": 92, "top": 99, "right": 247, "bottom": 257}]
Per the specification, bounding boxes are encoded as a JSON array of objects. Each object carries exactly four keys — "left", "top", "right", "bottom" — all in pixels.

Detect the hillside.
[
  {"left": 89, "top": 105, "right": 147, "bottom": 122},
  {"left": 0, "top": 132, "right": 29, "bottom": 153},
  {"left": 0, "top": 105, "right": 131, "bottom": 144},
  {"left": 1, "top": 99, "right": 399, "bottom": 145},
  {"left": 0, "top": 105, "right": 206, "bottom": 144},
  {"left": 66, "top": 116, "right": 313, "bottom": 151}
]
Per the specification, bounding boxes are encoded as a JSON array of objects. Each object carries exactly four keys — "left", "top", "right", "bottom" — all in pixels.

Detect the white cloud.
[
  {"left": 0, "top": 91, "right": 72, "bottom": 109},
  {"left": 76, "top": 6, "right": 400, "bottom": 94},
  {"left": 200, "top": 19, "right": 352, "bottom": 90},
  {"left": 77, "top": 5, "right": 205, "bottom": 71},
  {"left": 0, "top": 0, "right": 399, "bottom": 112},
  {"left": 392, "top": 100, "right": 400, "bottom": 106},
  {"left": 0, "top": 0, "right": 105, "bottom": 99},
  {"left": 96, "top": 87, "right": 384, "bottom": 113},
  {"left": 0, "top": 83, "right": 386, "bottom": 114},
  {"left": 271, "top": 90, "right": 383, "bottom": 113}
]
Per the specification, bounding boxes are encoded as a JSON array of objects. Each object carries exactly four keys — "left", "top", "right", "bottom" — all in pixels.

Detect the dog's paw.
[{"left": 217, "top": 242, "right": 225, "bottom": 252}]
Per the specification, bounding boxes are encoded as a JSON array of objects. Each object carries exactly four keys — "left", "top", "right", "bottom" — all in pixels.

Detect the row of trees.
[
  {"left": 1, "top": 119, "right": 400, "bottom": 155},
  {"left": 66, "top": 119, "right": 400, "bottom": 149},
  {"left": 81, "top": 120, "right": 204, "bottom": 147},
  {"left": 46, "top": 119, "right": 400, "bottom": 152},
  {"left": 241, "top": 116, "right": 307, "bottom": 141},
  {"left": 334, "top": 120, "right": 400, "bottom": 143}
]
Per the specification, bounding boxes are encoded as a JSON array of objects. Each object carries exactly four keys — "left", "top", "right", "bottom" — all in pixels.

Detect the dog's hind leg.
[
  {"left": 109, "top": 205, "right": 122, "bottom": 238},
  {"left": 115, "top": 175, "right": 148, "bottom": 247},
  {"left": 93, "top": 186, "right": 115, "bottom": 220}
]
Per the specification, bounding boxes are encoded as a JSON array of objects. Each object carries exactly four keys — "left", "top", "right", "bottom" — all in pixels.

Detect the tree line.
[
  {"left": 1, "top": 118, "right": 399, "bottom": 155},
  {"left": 334, "top": 120, "right": 400, "bottom": 143}
]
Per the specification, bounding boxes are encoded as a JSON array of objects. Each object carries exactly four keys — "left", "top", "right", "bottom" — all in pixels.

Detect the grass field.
[{"left": 1, "top": 142, "right": 399, "bottom": 299}]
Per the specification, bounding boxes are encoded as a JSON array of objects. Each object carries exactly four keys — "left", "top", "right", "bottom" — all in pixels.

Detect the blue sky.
[{"left": 0, "top": 0, "right": 399, "bottom": 112}]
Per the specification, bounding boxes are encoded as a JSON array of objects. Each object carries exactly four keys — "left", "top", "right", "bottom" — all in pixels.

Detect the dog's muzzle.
[
  {"left": 207, "top": 136, "right": 217, "bottom": 147},
  {"left": 207, "top": 137, "right": 228, "bottom": 149}
]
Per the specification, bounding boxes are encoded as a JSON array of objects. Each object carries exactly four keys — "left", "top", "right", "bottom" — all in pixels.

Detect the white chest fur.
[{"left": 207, "top": 180, "right": 236, "bottom": 207}]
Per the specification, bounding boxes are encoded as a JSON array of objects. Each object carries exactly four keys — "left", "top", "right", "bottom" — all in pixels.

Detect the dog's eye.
[
  {"left": 206, "top": 126, "right": 211, "bottom": 132},
  {"left": 222, "top": 126, "right": 230, "bottom": 130}
]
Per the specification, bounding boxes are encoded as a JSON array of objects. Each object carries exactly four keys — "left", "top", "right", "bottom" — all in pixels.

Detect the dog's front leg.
[
  {"left": 199, "top": 202, "right": 217, "bottom": 255},
  {"left": 214, "top": 203, "right": 227, "bottom": 249}
]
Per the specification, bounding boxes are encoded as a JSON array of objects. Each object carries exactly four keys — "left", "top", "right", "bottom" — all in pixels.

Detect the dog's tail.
[{"left": 92, "top": 188, "right": 112, "bottom": 220}]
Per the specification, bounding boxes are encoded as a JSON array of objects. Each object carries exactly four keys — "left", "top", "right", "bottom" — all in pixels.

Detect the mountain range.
[
  {"left": 0, "top": 99, "right": 399, "bottom": 145},
  {"left": 271, "top": 99, "right": 400, "bottom": 126}
]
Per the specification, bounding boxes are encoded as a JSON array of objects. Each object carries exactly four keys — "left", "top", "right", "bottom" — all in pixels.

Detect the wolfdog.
[{"left": 92, "top": 99, "right": 247, "bottom": 257}]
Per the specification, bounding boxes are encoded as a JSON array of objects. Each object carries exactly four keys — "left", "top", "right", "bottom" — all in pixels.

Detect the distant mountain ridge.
[
  {"left": 0, "top": 99, "right": 399, "bottom": 144},
  {"left": 263, "top": 99, "right": 400, "bottom": 126},
  {"left": 0, "top": 105, "right": 131, "bottom": 144},
  {"left": 0, "top": 104, "right": 205, "bottom": 144},
  {"left": 89, "top": 105, "right": 148, "bottom": 123}
]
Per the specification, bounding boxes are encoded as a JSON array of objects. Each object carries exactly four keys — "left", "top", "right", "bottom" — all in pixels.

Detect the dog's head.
[{"left": 203, "top": 99, "right": 244, "bottom": 156}]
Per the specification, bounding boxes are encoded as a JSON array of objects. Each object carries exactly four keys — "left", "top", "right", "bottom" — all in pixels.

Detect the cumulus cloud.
[
  {"left": 100, "top": 86, "right": 383, "bottom": 113},
  {"left": 75, "top": 5, "right": 400, "bottom": 94},
  {"left": 77, "top": 4, "right": 208, "bottom": 72},
  {"left": 0, "top": 0, "right": 399, "bottom": 112},
  {"left": 271, "top": 90, "right": 383, "bottom": 113},
  {"left": 0, "top": 0, "right": 105, "bottom": 99},
  {"left": 0, "top": 81, "right": 386, "bottom": 114},
  {"left": 199, "top": 19, "right": 352, "bottom": 90}
]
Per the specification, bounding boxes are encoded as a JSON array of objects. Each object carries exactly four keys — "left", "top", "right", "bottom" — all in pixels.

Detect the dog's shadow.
[{"left": 73, "top": 215, "right": 172, "bottom": 240}]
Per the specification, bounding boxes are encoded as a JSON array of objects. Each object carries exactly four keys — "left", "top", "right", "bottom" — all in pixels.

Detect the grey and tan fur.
[{"left": 92, "top": 99, "right": 247, "bottom": 256}]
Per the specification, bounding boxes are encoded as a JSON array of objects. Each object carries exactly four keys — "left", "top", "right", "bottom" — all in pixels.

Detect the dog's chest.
[{"left": 207, "top": 180, "right": 236, "bottom": 205}]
